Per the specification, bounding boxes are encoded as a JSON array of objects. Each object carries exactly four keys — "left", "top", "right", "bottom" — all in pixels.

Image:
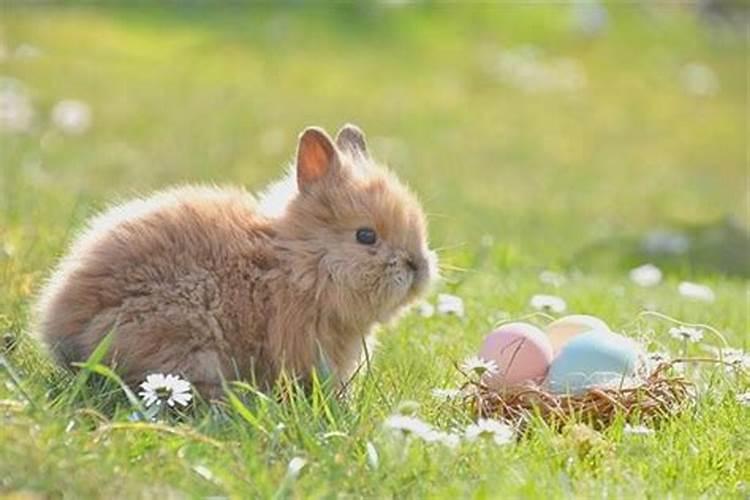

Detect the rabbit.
[{"left": 34, "top": 124, "right": 437, "bottom": 399}]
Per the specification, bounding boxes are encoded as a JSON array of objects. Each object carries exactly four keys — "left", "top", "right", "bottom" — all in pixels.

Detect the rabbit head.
[{"left": 274, "top": 124, "right": 437, "bottom": 324}]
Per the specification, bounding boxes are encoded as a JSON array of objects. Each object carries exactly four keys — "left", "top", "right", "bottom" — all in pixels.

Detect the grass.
[{"left": 0, "top": 4, "right": 748, "bottom": 499}]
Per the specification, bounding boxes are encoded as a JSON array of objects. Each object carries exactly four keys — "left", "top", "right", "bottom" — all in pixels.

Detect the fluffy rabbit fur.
[{"left": 35, "top": 124, "right": 436, "bottom": 398}]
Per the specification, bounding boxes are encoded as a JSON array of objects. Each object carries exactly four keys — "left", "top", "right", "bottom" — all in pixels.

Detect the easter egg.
[
  {"left": 547, "top": 330, "right": 641, "bottom": 394},
  {"left": 479, "top": 322, "right": 554, "bottom": 389},
  {"left": 546, "top": 314, "right": 611, "bottom": 353}
]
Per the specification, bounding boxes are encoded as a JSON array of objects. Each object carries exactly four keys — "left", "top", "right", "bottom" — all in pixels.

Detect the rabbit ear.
[
  {"left": 335, "top": 123, "right": 368, "bottom": 158},
  {"left": 296, "top": 127, "right": 339, "bottom": 191}
]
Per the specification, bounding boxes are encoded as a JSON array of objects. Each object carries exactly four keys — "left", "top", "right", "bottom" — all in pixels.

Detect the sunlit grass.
[{"left": 0, "top": 4, "right": 747, "bottom": 498}]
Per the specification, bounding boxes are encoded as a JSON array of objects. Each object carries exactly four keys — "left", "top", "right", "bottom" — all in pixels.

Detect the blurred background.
[{"left": 0, "top": 2, "right": 747, "bottom": 294}]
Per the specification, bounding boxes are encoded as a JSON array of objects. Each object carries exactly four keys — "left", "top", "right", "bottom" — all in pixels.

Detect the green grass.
[{"left": 1, "top": 4, "right": 748, "bottom": 499}]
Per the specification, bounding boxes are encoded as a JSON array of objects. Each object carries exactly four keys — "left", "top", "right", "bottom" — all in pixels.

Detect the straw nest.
[{"left": 459, "top": 360, "right": 696, "bottom": 430}]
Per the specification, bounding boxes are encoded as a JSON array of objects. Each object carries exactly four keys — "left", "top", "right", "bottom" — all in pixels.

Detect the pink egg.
[
  {"left": 479, "top": 322, "right": 554, "bottom": 389},
  {"left": 546, "top": 315, "right": 610, "bottom": 354}
]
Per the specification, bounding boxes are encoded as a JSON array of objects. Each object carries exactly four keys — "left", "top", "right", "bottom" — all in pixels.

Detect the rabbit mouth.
[
  {"left": 389, "top": 265, "right": 431, "bottom": 304},
  {"left": 380, "top": 266, "right": 414, "bottom": 301},
  {"left": 373, "top": 251, "right": 436, "bottom": 312}
]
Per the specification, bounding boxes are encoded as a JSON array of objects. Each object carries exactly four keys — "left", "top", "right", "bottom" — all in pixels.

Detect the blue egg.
[{"left": 547, "top": 330, "right": 641, "bottom": 394}]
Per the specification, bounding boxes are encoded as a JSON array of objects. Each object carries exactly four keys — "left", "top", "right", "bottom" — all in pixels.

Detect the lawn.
[{"left": 0, "top": 4, "right": 748, "bottom": 499}]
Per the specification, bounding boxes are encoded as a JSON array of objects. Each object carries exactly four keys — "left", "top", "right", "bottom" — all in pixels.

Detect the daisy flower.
[
  {"left": 460, "top": 355, "right": 499, "bottom": 377},
  {"left": 623, "top": 424, "right": 655, "bottom": 436},
  {"left": 51, "top": 99, "right": 92, "bottom": 135},
  {"left": 417, "top": 301, "right": 435, "bottom": 318},
  {"left": 383, "top": 415, "right": 460, "bottom": 448},
  {"left": 530, "top": 294, "right": 567, "bottom": 313},
  {"left": 383, "top": 415, "right": 459, "bottom": 448},
  {"left": 465, "top": 418, "right": 515, "bottom": 445},
  {"left": 138, "top": 373, "right": 193, "bottom": 408},
  {"left": 629, "top": 264, "right": 662, "bottom": 287},
  {"left": 680, "top": 63, "right": 719, "bottom": 97},
  {"left": 678, "top": 281, "right": 715, "bottom": 303},
  {"left": 719, "top": 348, "right": 750, "bottom": 371},
  {"left": 13, "top": 43, "right": 42, "bottom": 60},
  {"left": 423, "top": 430, "right": 461, "bottom": 449},
  {"left": 669, "top": 326, "right": 704, "bottom": 343},
  {"left": 383, "top": 415, "right": 434, "bottom": 438},
  {"left": 436, "top": 293, "right": 464, "bottom": 317},
  {"left": 0, "top": 78, "right": 34, "bottom": 133},
  {"left": 736, "top": 392, "right": 750, "bottom": 407}
]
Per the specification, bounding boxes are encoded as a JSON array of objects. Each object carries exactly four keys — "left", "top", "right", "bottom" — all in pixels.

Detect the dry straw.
[
  {"left": 459, "top": 311, "right": 744, "bottom": 431},
  {"left": 459, "top": 360, "right": 699, "bottom": 431}
]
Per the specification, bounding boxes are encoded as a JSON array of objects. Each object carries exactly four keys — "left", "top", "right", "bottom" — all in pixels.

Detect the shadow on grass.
[{"left": 571, "top": 215, "right": 750, "bottom": 278}]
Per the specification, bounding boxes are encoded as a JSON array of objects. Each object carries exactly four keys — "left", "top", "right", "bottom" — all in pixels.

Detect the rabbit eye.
[{"left": 356, "top": 228, "right": 377, "bottom": 245}]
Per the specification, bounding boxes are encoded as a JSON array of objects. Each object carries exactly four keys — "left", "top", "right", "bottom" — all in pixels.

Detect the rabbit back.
[{"left": 35, "top": 185, "right": 280, "bottom": 394}]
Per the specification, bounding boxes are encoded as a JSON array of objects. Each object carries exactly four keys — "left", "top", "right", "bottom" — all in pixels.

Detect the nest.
[{"left": 460, "top": 361, "right": 695, "bottom": 431}]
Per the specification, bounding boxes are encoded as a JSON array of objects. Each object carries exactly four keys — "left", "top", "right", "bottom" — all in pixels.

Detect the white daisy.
[
  {"left": 431, "top": 388, "right": 462, "bottom": 401},
  {"left": 736, "top": 392, "right": 750, "bottom": 407},
  {"left": 138, "top": 373, "right": 193, "bottom": 408},
  {"left": 0, "top": 78, "right": 34, "bottom": 133},
  {"left": 719, "top": 348, "right": 750, "bottom": 371},
  {"left": 460, "top": 355, "right": 499, "bottom": 377},
  {"left": 680, "top": 63, "right": 719, "bottom": 97},
  {"left": 530, "top": 294, "right": 567, "bottom": 313},
  {"left": 669, "top": 326, "right": 704, "bottom": 343},
  {"left": 383, "top": 415, "right": 458, "bottom": 448},
  {"left": 423, "top": 430, "right": 461, "bottom": 449},
  {"left": 383, "top": 415, "right": 434, "bottom": 438},
  {"left": 417, "top": 301, "right": 435, "bottom": 318},
  {"left": 629, "top": 264, "right": 662, "bottom": 287},
  {"left": 51, "top": 99, "right": 91, "bottom": 135},
  {"left": 465, "top": 418, "right": 515, "bottom": 445},
  {"left": 436, "top": 293, "right": 464, "bottom": 317},
  {"left": 13, "top": 43, "right": 42, "bottom": 60},
  {"left": 623, "top": 424, "right": 655, "bottom": 436},
  {"left": 678, "top": 281, "right": 715, "bottom": 303}
]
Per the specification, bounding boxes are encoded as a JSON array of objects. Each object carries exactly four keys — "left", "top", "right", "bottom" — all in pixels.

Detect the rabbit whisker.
[{"left": 438, "top": 263, "right": 469, "bottom": 273}]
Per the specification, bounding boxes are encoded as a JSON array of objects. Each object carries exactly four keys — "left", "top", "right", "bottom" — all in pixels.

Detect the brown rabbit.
[{"left": 35, "top": 124, "right": 436, "bottom": 398}]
